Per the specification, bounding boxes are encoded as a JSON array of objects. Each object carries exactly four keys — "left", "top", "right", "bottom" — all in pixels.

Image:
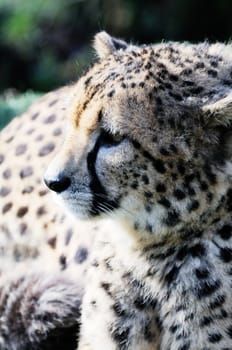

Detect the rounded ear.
[
  {"left": 202, "top": 91, "right": 232, "bottom": 128},
  {"left": 93, "top": 31, "right": 128, "bottom": 59}
]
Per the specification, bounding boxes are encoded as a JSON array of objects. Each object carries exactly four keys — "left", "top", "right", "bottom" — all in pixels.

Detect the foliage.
[
  {"left": 0, "top": 91, "right": 42, "bottom": 129},
  {"left": 1, "top": 0, "right": 232, "bottom": 93}
]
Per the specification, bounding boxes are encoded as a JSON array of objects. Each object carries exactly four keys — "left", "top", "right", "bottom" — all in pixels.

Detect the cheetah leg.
[{"left": 0, "top": 271, "right": 82, "bottom": 350}]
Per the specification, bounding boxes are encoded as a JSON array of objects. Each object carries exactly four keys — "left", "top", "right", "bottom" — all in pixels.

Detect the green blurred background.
[{"left": 1, "top": 0, "right": 232, "bottom": 127}]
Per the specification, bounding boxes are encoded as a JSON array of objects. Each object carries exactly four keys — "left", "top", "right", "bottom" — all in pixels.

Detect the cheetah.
[
  {"left": 0, "top": 85, "right": 116, "bottom": 349},
  {"left": 44, "top": 32, "right": 232, "bottom": 350}
]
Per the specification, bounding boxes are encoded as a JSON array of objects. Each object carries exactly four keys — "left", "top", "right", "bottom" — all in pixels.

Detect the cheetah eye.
[{"left": 100, "top": 129, "right": 125, "bottom": 147}]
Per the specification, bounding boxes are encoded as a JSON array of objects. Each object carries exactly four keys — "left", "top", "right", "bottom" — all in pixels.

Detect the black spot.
[
  {"left": 142, "top": 175, "right": 149, "bottom": 184},
  {"left": 182, "top": 68, "right": 192, "bottom": 75},
  {"left": 165, "top": 265, "right": 180, "bottom": 285},
  {"left": 2, "top": 202, "right": 12, "bottom": 214},
  {"left": 171, "top": 173, "right": 178, "bottom": 181},
  {"left": 219, "top": 247, "right": 232, "bottom": 263},
  {"left": 205, "top": 167, "right": 217, "bottom": 185},
  {"left": 146, "top": 223, "right": 153, "bottom": 233},
  {"left": 38, "top": 142, "right": 55, "bottom": 156},
  {"left": 35, "top": 134, "right": 44, "bottom": 141},
  {"left": 65, "top": 228, "right": 73, "bottom": 245},
  {"left": 176, "top": 246, "right": 189, "bottom": 261},
  {"left": 170, "top": 144, "right": 178, "bottom": 153},
  {"left": 47, "top": 236, "right": 57, "bottom": 249},
  {"left": 0, "top": 187, "right": 11, "bottom": 197},
  {"left": 15, "top": 144, "right": 27, "bottom": 156},
  {"left": 134, "top": 222, "right": 139, "bottom": 230},
  {"left": 59, "top": 254, "right": 67, "bottom": 270},
  {"left": 139, "top": 82, "right": 145, "bottom": 88},
  {"left": 3, "top": 168, "right": 11, "bottom": 179},
  {"left": 156, "top": 183, "right": 166, "bottom": 193},
  {"left": 173, "top": 189, "right": 186, "bottom": 200},
  {"left": 219, "top": 309, "right": 228, "bottom": 319},
  {"left": 108, "top": 90, "right": 115, "bottom": 98},
  {"left": 226, "top": 189, "right": 232, "bottom": 211},
  {"left": 177, "top": 161, "right": 186, "bottom": 175},
  {"left": 19, "top": 222, "right": 27, "bottom": 235},
  {"left": 101, "top": 282, "right": 112, "bottom": 296},
  {"left": 140, "top": 145, "right": 166, "bottom": 174},
  {"left": 112, "top": 302, "right": 126, "bottom": 316},
  {"left": 131, "top": 181, "right": 138, "bottom": 189},
  {"left": 200, "top": 316, "right": 213, "bottom": 327},
  {"left": 209, "top": 294, "right": 225, "bottom": 309},
  {"left": 195, "top": 268, "right": 209, "bottom": 279},
  {"left": 200, "top": 181, "right": 208, "bottom": 191},
  {"left": 156, "top": 96, "right": 163, "bottom": 105},
  {"left": 196, "top": 279, "right": 221, "bottom": 299},
  {"left": 53, "top": 127, "right": 62, "bottom": 136},
  {"left": 208, "top": 332, "right": 222, "bottom": 343},
  {"left": 182, "top": 80, "right": 194, "bottom": 86},
  {"left": 178, "top": 342, "right": 190, "bottom": 350},
  {"left": 217, "top": 225, "right": 232, "bottom": 240},
  {"left": 75, "top": 247, "right": 88, "bottom": 264},
  {"left": 84, "top": 76, "right": 92, "bottom": 86},
  {"left": 159, "top": 147, "right": 170, "bottom": 156},
  {"left": 48, "top": 99, "right": 58, "bottom": 107},
  {"left": 164, "top": 209, "right": 180, "bottom": 227},
  {"left": 188, "top": 200, "right": 199, "bottom": 212},
  {"left": 195, "top": 62, "right": 204, "bottom": 69},
  {"left": 208, "top": 69, "right": 218, "bottom": 77},
  {"left": 17, "top": 206, "right": 28, "bottom": 218},
  {"left": 207, "top": 192, "right": 213, "bottom": 203},
  {"left": 39, "top": 189, "right": 48, "bottom": 196},
  {"left": 144, "top": 191, "right": 152, "bottom": 198},
  {"left": 104, "top": 257, "right": 113, "bottom": 271},
  {"left": 31, "top": 112, "right": 39, "bottom": 120},
  {"left": 0, "top": 154, "right": 4, "bottom": 164},
  {"left": 227, "top": 326, "right": 232, "bottom": 338},
  {"left": 111, "top": 326, "right": 130, "bottom": 346},
  {"left": 164, "top": 82, "right": 173, "bottom": 90},
  {"left": 143, "top": 320, "right": 155, "bottom": 342},
  {"left": 22, "top": 186, "right": 34, "bottom": 194},
  {"left": 169, "top": 91, "right": 183, "bottom": 101},
  {"left": 153, "top": 158, "right": 166, "bottom": 173},
  {"left": 44, "top": 114, "right": 56, "bottom": 124},
  {"left": 190, "top": 86, "right": 204, "bottom": 94},
  {"left": 169, "top": 74, "right": 178, "bottom": 82},
  {"left": 37, "top": 206, "right": 46, "bottom": 216},
  {"left": 19, "top": 166, "right": 33, "bottom": 178},
  {"left": 222, "top": 79, "right": 232, "bottom": 87},
  {"left": 145, "top": 62, "right": 152, "bottom": 69},
  {"left": 169, "top": 324, "right": 180, "bottom": 333},
  {"left": 189, "top": 243, "right": 205, "bottom": 257},
  {"left": 158, "top": 197, "right": 171, "bottom": 208}
]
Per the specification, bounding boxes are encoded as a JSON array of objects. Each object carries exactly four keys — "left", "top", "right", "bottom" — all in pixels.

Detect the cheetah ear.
[
  {"left": 202, "top": 92, "right": 232, "bottom": 128},
  {"left": 94, "top": 31, "right": 128, "bottom": 59}
]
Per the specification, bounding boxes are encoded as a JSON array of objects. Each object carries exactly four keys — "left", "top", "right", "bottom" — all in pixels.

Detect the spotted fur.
[{"left": 44, "top": 32, "right": 232, "bottom": 350}]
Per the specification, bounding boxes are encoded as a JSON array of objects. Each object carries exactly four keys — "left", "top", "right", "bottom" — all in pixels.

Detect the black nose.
[{"left": 44, "top": 175, "right": 71, "bottom": 193}]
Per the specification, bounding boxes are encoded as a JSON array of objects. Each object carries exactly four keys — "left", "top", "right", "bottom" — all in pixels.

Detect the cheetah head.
[{"left": 45, "top": 32, "right": 232, "bottom": 239}]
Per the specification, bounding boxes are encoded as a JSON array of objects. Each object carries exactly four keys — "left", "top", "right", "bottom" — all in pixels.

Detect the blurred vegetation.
[
  {"left": 1, "top": 0, "right": 232, "bottom": 95},
  {"left": 0, "top": 91, "right": 42, "bottom": 129}
]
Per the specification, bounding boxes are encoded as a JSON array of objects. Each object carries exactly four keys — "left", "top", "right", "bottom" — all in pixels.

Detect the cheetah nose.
[{"left": 44, "top": 174, "right": 71, "bottom": 193}]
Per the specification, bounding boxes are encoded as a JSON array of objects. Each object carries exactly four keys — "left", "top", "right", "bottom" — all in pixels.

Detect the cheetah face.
[{"left": 45, "top": 32, "right": 232, "bottom": 237}]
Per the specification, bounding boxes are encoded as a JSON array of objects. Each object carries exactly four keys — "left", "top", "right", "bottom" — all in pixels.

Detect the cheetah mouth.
[
  {"left": 57, "top": 189, "right": 120, "bottom": 219},
  {"left": 89, "top": 192, "right": 120, "bottom": 216}
]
